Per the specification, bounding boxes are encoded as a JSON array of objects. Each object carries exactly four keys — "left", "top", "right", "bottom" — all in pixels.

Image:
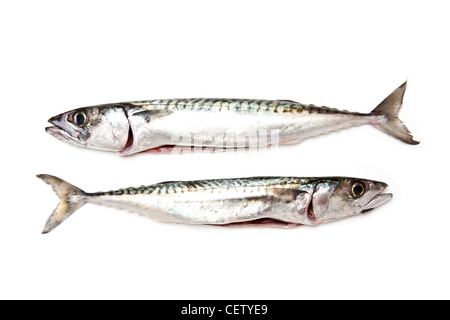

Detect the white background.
[{"left": 0, "top": 1, "right": 448, "bottom": 300}]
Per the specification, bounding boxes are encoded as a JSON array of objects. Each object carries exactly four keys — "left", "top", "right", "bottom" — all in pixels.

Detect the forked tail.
[
  {"left": 371, "top": 81, "right": 419, "bottom": 144},
  {"left": 37, "top": 174, "right": 87, "bottom": 234}
]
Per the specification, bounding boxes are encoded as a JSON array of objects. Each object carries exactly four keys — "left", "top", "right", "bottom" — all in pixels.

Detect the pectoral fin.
[
  {"left": 133, "top": 109, "right": 174, "bottom": 122},
  {"left": 270, "top": 188, "right": 307, "bottom": 202}
]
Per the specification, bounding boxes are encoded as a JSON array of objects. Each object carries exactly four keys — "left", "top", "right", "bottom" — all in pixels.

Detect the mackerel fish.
[
  {"left": 37, "top": 174, "right": 392, "bottom": 234},
  {"left": 45, "top": 82, "right": 419, "bottom": 155}
]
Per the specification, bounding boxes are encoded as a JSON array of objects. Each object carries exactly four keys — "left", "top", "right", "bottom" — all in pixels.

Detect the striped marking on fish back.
[
  {"left": 128, "top": 99, "right": 359, "bottom": 115},
  {"left": 96, "top": 177, "right": 338, "bottom": 197}
]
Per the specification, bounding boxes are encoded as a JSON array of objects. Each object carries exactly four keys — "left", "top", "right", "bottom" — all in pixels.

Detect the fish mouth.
[
  {"left": 362, "top": 184, "right": 392, "bottom": 213},
  {"left": 45, "top": 116, "right": 82, "bottom": 146},
  {"left": 45, "top": 126, "right": 75, "bottom": 142}
]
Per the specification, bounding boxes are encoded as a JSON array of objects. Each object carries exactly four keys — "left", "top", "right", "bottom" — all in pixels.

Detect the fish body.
[
  {"left": 46, "top": 82, "right": 419, "bottom": 155},
  {"left": 120, "top": 99, "right": 373, "bottom": 155},
  {"left": 37, "top": 174, "right": 392, "bottom": 234}
]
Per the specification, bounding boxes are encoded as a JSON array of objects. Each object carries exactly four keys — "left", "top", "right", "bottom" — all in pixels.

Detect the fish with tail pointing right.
[{"left": 45, "top": 82, "right": 419, "bottom": 155}]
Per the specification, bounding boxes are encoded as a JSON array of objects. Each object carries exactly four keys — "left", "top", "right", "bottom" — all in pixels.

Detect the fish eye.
[
  {"left": 72, "top": 111, "right": 88, "bottom": 127},
  {"left": 351, "top": 182, "right": 365, "bottom": 199}
]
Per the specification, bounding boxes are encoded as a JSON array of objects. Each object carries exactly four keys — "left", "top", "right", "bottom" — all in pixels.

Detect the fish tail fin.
[
  {"left": 37, "top": 174, "right": 87, "bottom": 234},
  {"left": 370, "top": 81, "right": 420, "bottom": 145}
]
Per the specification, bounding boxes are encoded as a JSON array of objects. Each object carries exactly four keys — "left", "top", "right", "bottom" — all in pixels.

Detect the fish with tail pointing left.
[{"left": 37, "top": 174, "right": 392, "bottom": 234}]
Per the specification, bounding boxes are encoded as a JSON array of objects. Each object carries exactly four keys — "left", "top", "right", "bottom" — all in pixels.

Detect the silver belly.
[{"left": 124, "top": 110, "right": 373, "bottom": 154}]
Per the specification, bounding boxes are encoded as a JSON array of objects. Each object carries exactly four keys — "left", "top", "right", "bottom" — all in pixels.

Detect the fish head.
[
  {"left": 311, "top": 178, "right": 392, "bottom": 224},
  {"left": 46, "top": 105, "right": 130, "bottom": 151}
]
